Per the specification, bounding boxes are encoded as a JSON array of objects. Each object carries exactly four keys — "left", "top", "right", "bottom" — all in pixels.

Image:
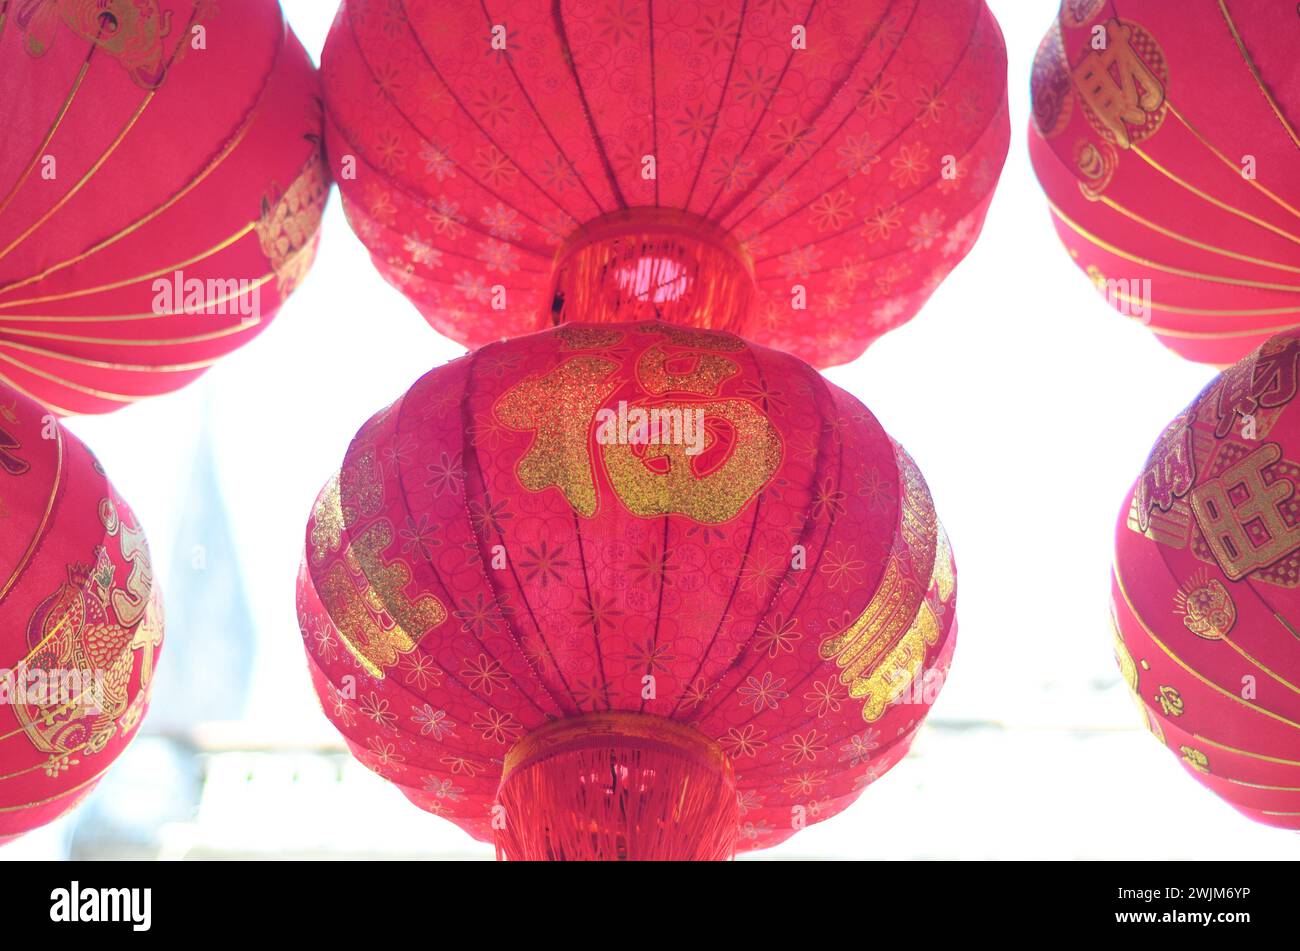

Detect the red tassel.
[
  {"left": 545, "top": 209, "right": 756, "bottom": 330},
  {"left": 494, "top": 713, "right": 739, "bottom": 861}
]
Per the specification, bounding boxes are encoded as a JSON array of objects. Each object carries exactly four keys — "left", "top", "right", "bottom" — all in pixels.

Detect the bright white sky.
[{"left": 39, "top": 0, "right": 1296, "bottom": 860}]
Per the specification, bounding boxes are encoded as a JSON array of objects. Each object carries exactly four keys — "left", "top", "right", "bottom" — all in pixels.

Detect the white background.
[{"left": 7, "top": 0, "right": 1295, "bottom": 859}]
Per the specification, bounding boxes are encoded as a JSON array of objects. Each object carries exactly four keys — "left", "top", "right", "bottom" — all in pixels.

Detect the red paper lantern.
[
  {"left": 0, "top": 382, "right": 163, "bottom": 842},
  {"left": 1030, "top": 0, "right": 1300, "bottom": 367},
  {"left": 0, "top": 0, "right": 328, "bottom": 415},
  {"left": 1113, "top": 329, "right": 1300, "bottom": 828},
  {"left": 321, "top": 0, "right": 1009, "bottom": 368},
  {"left": 297, "top": 323, "right": 956, "bottom": 859}
]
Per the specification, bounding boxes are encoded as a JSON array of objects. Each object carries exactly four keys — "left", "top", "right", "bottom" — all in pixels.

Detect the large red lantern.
[
  {"left": 0, "top": 0, "right": 328, "bottom": 415},
  {"left": 1030, "top": 0, "right": 1300, "bottom": 367},
  {"left": 297, "top": 323, "right": 955, "bottom": 858},
  {"left": 321, "top": 0, "right": 1009, "bottom": 368},
  {"left": 1113, "top": 328, "right": 1300, "bottom": 828},
  {"left": 0, "top": 382, "right": 163, "bottom": 842}
]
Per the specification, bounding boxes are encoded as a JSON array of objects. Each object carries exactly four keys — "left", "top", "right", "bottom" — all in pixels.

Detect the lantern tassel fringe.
[{"left": 494, "top": 713, "right": 740, "bottom": 861}]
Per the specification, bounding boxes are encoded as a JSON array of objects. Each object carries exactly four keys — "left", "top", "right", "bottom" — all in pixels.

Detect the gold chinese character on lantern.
[
  {"left": 1190, "top": 444, "right": 1300, "bottom": 580},
  {"left": 1072, "top": 18, "right": 1165, "bottom": 148}
]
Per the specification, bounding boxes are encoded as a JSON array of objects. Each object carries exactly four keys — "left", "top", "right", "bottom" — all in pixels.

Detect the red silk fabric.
[
  {"left": 1030, "top": 0, "right": 1300, "bottom": 367},
  {"left": 321, "top": 0, "right": 1009, "bottom": 368},
  {"left": 0, "top": 382, "right": 163, "bottom": 841},
  {"left": 297, "top": 323, "right": 956, "bottom": 853},
  {"left": 0, "top": 0, "right": 327, "bottom": 415},
  {"left": 1113, "top": 329, "right": 1300, "bottom": 828}
]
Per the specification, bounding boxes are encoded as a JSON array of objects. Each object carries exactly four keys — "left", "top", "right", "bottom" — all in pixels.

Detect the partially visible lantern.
[
  {"left": 0, "top": 382, "right": 164, "bottom": 842},
  {"left": 322, "top": 0, "right": 1009, "bottom": 368},
  {"left": 1113, "top": 328, "right": 1300, "bottom": 828},
  {"left": 0, "top": 0, "right": 328, "bottom": 415},
  {"left": 297, "top": 323, "right": 956, "bottom": 858},
  {"left": 1030, "top": 0, "right": 1300, "bottom": 366}
]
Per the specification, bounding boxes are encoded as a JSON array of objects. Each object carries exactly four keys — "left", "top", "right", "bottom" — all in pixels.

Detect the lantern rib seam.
[{"left": 731, "top": 0, "right": 985, "bottom": 237}]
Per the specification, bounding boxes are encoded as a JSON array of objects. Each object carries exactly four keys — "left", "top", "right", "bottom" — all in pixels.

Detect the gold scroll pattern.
[
  {"left": 16, "top": 498, "right": 162, "bottom": 761},
  {"left": 311, "top": 450, "right": 448, "bottom": 678},
  {"left": 316, "top": 521, "right": 447, "bottom": 679},
  {"left": 18, "top": 1, "right": 181, "bottom": 88},
  {"left": 255, "top": 149, "right": 329, "bottom": 296},
  {"left": 309, "top": 473, "right": 346, "bottom": 567},
  {"left": 818, "top": 448, "right": 947, "bottom": 723}
]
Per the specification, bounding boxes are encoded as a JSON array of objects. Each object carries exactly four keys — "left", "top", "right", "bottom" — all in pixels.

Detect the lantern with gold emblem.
[
  {"left": 1030, "top": 0, "right": 1300, "bottom": 366},
  {"left": 0, "top": 382, "right": 163, "bottom": 841},
  {"left": 0, "top": 0, "right": 327, "bottom": 414},
  {"left": 1113, "top": 328, "right": 1300, "bottom": 827},
  {"left": 297, "top": 323, "right": 955, "bottom": 859}
]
